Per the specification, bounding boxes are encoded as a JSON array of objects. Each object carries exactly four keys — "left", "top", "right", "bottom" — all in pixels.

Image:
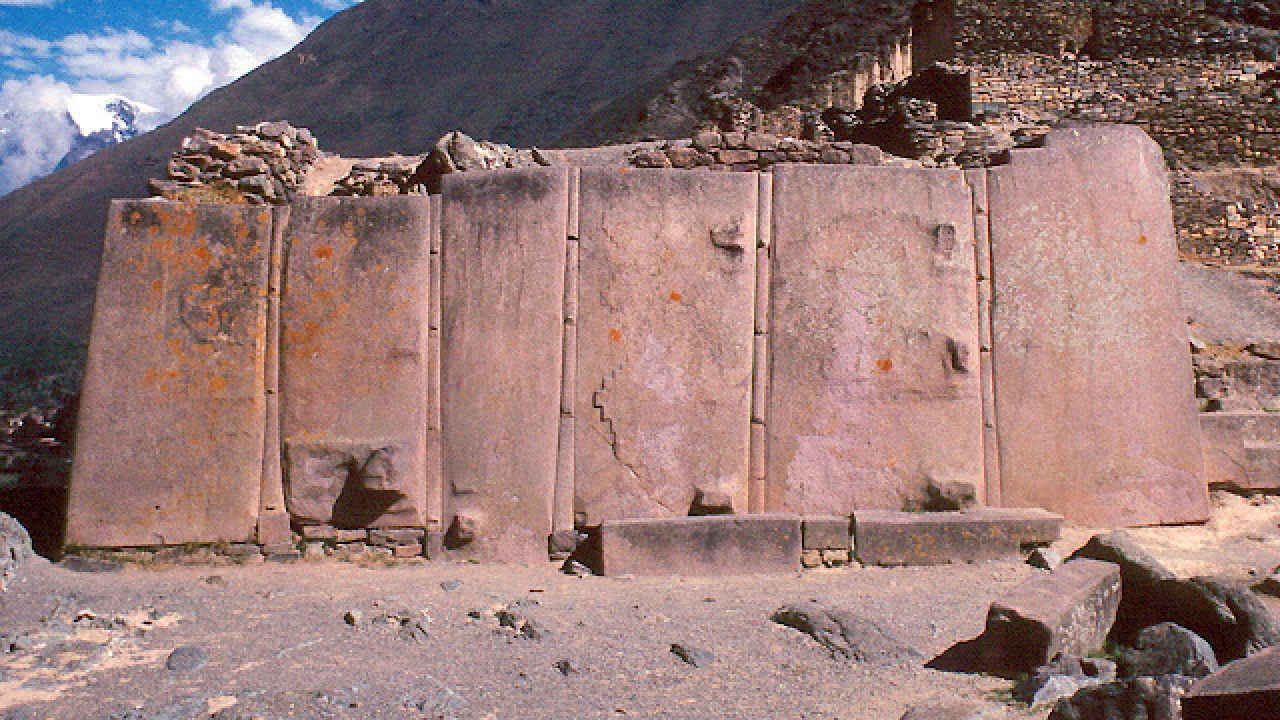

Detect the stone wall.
[{"left": 69, "top": 127, "right": 1207, "bottom": 560}]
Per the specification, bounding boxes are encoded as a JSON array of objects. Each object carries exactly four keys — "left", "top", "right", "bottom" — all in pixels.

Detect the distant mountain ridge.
[{"left": 0, "top": 0, "right": 804, "bottom": 348}]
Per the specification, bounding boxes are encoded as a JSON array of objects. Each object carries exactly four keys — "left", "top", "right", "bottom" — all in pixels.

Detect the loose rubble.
[{"left": 148, "top": 121, "right": 319, "bottom": 205}]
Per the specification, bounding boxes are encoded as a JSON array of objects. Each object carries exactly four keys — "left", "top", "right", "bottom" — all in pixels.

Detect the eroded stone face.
[
  {"left": 987, "top": 126, "right": 1208, "bottom": 526},
  {"left": 280, "top": 196, "right": 432, "bottom": 528},
  {"left": 68, "top": 200, "right": 272, "bottom": 547},
  {"left": 440, "top": 168, "right": 569, "bottom": 562},
  {"left": 768, "top": 164, "right": 985, "bottom": 515},
  {"left": 575, "top": 169, "right": 758, "bottom": 523}
]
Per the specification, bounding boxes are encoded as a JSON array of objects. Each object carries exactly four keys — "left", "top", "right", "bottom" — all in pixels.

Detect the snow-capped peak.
[{"left": 65, "top": 94, "right": 158, "bottom": 139}]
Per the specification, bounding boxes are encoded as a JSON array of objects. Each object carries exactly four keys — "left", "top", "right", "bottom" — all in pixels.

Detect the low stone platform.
[
  {"left": 596, "top": 515, "right": 802, "bottom": 577},
  {"left": 1182, "top": 645, "right": 1280, "bottom": 719},
  {"left": 852, "top": 508, "right": 1062, "bottom": 567}
]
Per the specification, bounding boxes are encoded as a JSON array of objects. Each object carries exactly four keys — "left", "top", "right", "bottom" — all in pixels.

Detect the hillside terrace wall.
[{"left": 68, "top": 126, "right": 1208, "bottom": 560}]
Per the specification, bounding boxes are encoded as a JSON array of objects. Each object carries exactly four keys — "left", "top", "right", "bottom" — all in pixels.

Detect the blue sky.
[{"left": 0, "top": 0, "right": 360, "bottom": 193}]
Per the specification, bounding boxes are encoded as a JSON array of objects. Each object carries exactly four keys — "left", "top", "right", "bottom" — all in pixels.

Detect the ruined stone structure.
[{"left": 67, "top": 126, "right": 1209, "bottom": 561}]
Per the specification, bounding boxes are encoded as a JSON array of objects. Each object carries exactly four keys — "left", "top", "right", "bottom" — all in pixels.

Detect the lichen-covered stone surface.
[
  {"left": 575, "top": 169, "right": 758, "bottom": 523},
  {"left": 67, "top": 201, "right": 272, "bottom": 547},
  {"left": 280, "top": 196, "right": 433, "bottom": 529}
]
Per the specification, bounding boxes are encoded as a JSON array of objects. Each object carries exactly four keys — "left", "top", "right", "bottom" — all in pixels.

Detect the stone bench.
[{"left": 852, "top": 508, "right": 1063, "bottom": 567}]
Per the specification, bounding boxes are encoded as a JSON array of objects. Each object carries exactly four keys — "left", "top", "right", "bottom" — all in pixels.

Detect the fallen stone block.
[
  {"left": 802, "top": 516, "right": 852, "bottom": 550},
  {"left": 1200, "top": 412, "right": 1280, "bottom": 492},
  {"left": 853, "top": 508, "right": 1062, "bottom": 566},
  {"left": 1072, "top": 531, "right": 1280, "bottom": 662},
  {"left": 597, "top": 515, "right": 801, "bottom": 577},
  {"left": 1182, "top": 646, "right": 1280, "bottom": 720},
  {"left": 983, "top": 558, "right": 1121, "bottom": 674},
  {"left": 771, "top": 601, "right": 919, "bottom": 664}
]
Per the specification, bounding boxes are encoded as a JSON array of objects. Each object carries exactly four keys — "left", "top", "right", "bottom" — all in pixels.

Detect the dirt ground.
[{"left": 2, "top": 491, "right": 1278, "bottom": 720}]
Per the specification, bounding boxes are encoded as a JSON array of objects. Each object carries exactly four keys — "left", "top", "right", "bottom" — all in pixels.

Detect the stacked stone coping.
[{"left": 149, "top": 121, "right": 319, "bottom": 205}]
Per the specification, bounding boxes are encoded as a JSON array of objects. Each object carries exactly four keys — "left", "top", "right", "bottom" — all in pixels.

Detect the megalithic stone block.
[
  {"left": 597, "top": 514, "right": 802, "bottom": 577},
  {"left": 575, "top": 169, "right": 758, "bottom": 523},
  {"left": 986, "top": 126, "right": 1208, "bottom": 526},
  {"left": 852, "top": 508, "right": 1062, "bottom": 566},
  {"left": 1182, "top": 646, "right": 1280, "bottom": 720},
  {"left": 1200, "top": 412, "right": 1280, "bottom": 492},
  {"left": 68, "top": 200, "right": 273, "bottom": 547},
  {"left": 440, "top": 168, "right": 569, "bottom": 563},
  {"left": 768, "top": 164, "right": 985, "bottom": 514},
  {"left": 280, "top": 196, "right": 433, "bottom": 529},
  {"left": 983, "top": 558, "right": 1122, "bottom": 674}
]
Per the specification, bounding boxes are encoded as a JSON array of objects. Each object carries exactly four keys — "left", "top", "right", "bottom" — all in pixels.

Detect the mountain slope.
[{"left": 0, "top": 0, "right": 802, "bottom": 346}]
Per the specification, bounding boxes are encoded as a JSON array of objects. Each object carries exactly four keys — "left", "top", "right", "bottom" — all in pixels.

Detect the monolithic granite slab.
[
  {"left": 68, "top": 201, "right": 272, "bottom": 546},
  {"left": 987, "top": 126, "right": 1208, "bottom": 526},
  {"left": 575, "top": 169, "right": 758, "bottom": 522},
  {"left": 440, "top": 168, "right": 569, "bottom": 562},
  {"left": 280, "top": 196, "right": 432, "bottom": 529},
  {"left": 768, "top": 164, "right": 985, "bottom": 514},
  {"left": 597, "top": 514, "right": 802, "bottom": 576}
]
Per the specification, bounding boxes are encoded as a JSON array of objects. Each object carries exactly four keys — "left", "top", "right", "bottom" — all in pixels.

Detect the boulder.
[
  {"left": 1049, "top": 675, "right": 1194, "bottom": 720},
  {"left": 1119, "top": 623, "right": 1219, "bottom": 679},
  {"left": 1014, "top": 656, "right": 1117, "bottom": 706},
  {"left": 0, "top": 512, "right": 34, "bottom": 591},
  {"left": 771, "top": 602, "right": 918, "bottom": 664}
]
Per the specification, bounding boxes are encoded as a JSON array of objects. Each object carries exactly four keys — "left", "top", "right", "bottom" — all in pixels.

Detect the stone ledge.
[
  {"left": 852, "top": 508, "right": 1062, "bottom": 567},
  {"left": 597, "top": 514, "right": 802, "bottom": 577},
  {"left": 1183, "top": 646, "right": 1280, "bottom": 720}
]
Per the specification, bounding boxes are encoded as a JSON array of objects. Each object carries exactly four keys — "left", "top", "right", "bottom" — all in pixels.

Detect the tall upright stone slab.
[
  {"left": 575, "top": 169, "right": 758, "bottom": 522},
  {"left": 986, "top": 126, "right": 1208, "bottom": 526},
  {"left": 68, "top": 200, "right": 272, "bottom": 547},
  {"left": 441, "top": 168, "right": 569, "bottom": 562},
  {"left": 768, "top": 165, "right": 985, "bottom": 515},
  {"left": 280, "top": 196, "right": 432, "bottom": 529}
]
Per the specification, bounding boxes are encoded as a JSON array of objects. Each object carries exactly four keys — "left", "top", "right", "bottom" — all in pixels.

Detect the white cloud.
[
  {"left": 0, "top": 0, "right": 58, "bottom": 6},
  {"left": 0, "top": 0, "right": 321, "bottom": 195},
  {"left": 0, "top": 75, "right": 77, "bottom": 193}
]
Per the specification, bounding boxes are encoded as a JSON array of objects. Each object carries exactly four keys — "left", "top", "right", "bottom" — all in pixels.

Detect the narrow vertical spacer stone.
[
  {"left": 749, "top": 172, "right": 773, "bottom": 513},
  {"left": 426, "top": 193, "right": 445, "bottom": 538},
  {"left": 257, "top": 205, "right": 291, "bottom": 544},
  {"left": 965, "top": 168, "right": 1001, "bottom": 508},
  {"left": 553, "top": 170, "right": 581, "bottom": 541}
]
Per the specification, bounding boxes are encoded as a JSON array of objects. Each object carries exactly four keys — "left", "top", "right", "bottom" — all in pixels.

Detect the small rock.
[
  {"left": 670, "top": 643, "right": 715, "bottom": 668},
  {"left": 343, "top": 610, "right": 364, "bottom": 627},
  {"left": 554, "top": 658, "right": 580, "bottom": 676},
  {"left": 1255, "top": 573, "right": 1280, "bottom": 598},
  {"left": 303, "top": 542, "right": 327, "bottom": 560},
  {"left": 1048, "top": 674, "right": 1193, "bottom": 720},
  {"left": 1028, "top": 547, "right": 1064, "bottom": 571},
  {"left": 165, "top": 645, "right": 208, "bottom": 672},
  {"left": 561, "top": 559, "right": 592, "bottom": 576},
  {"left": 440, "top": 580, "right": 462, "bottom": 592},
  {"left": 899, "top": 703, "right": 988, "bottom": 720}
]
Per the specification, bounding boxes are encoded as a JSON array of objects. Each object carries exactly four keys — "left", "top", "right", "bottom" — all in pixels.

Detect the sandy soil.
[{"left": 2, "top": 492, "right": 1277, "bottom": 720}]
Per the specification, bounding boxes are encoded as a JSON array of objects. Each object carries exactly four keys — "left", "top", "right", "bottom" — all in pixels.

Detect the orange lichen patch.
[
  {"left": 1138, "top": 235, "right": 1148, "bottom": 245},
  {"left": 315, "top": 245, "right": 334, "bottom": 260},
  {"left": 129, "top": 210, "right": 142, "bottom": 226},
  {"left": 151, "top": 279, "right": 163, "bottom": 292},
  {"left": 608, "top": 328, "right": 623, "bottom": 343},
  {"left": 194, "top": 245, "right": 213, "bottom": 262},
  {"left": 876, "top": 357, "right": 894, "bottom": 373},
  {"left": 208, "top": 376, "right": 227, "bottom": 394},
  {"left": 669, "top": 291, "right": 683, "bottom": 303},
  {"left": 356, "top": 207, "right": 367, "bottom": 217}
]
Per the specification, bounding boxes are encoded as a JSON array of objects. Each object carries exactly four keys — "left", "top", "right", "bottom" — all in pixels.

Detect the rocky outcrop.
[{"left": 148, "top": 121, "right": 320, "bottom": 205}]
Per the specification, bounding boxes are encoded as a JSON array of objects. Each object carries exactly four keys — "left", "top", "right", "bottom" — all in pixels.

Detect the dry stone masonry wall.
[{"left": 71, "top": 126, "right": 1208, "bottom": 563}]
